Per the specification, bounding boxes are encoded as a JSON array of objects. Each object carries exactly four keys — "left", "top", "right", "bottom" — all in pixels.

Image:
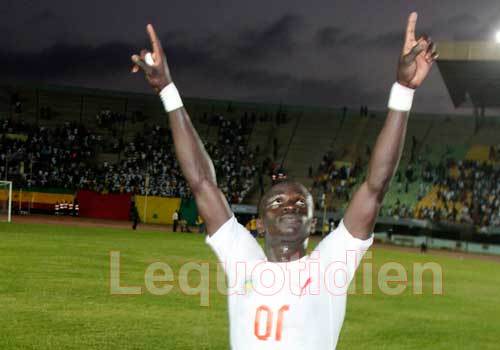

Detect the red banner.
[{"left": 76, "top": 190, "right": 131, "bottom": 220}]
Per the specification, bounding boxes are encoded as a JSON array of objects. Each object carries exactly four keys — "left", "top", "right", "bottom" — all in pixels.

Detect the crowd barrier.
[
  {"left": 134, "top": 196, "right": 181, "bottom": 224},
  {"left": 4, "top": 190, "right": 75, "bottom": 212},
  {"left": 134, "top": 196, "right": 198, "bottom": 225},
  {"left": 375, "top": 233, "right": 500, "bottom": 256},
  {"left": 76, "top": 190, "right": 131, "bottom": 220},
  {"left": 6, "top": 188, "right": 199, "bottom": 224}
]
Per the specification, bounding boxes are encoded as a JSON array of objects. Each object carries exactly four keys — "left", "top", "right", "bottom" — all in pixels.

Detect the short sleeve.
[
  {"left": 313, "top": 219, "right": 373, "bottom": 283},
  {"left": 206, "top": 216, "right": 265, "bottom": 264}
]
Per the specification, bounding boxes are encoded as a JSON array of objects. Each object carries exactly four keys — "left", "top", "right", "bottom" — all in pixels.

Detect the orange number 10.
[{"left": 254, "top": 305, "right": 290, "bottom": 341}]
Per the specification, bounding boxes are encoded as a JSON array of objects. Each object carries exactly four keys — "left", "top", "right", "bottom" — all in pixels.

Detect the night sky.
[{"left": 3, "top": 0, "right": 500, "bottom": 114}]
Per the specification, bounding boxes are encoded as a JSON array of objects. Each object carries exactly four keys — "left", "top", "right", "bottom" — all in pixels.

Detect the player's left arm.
[{"left": 344, "top": 12, "right": 438, "bottom": 240}]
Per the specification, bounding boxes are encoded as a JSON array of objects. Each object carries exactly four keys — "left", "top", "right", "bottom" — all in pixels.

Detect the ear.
[{"left": 256, "top": 218, "right": 266, "bottom": 235}]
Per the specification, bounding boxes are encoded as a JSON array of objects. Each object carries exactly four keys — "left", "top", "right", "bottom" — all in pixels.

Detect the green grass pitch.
[{"left": 0, "top": 222, "right": 499, "bottom": 349}]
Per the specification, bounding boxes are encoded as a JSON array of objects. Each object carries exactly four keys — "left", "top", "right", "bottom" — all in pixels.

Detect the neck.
[{"left": 265, "top": 237, "right": 308, "bottom": 262}]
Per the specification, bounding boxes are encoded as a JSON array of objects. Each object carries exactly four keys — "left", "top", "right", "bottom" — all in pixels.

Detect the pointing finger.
[
  {"left": 147, "top": 24, "right": 163, "bottom": 55},
  {"left": 405, "top": 12, "right": 418, "bottom": 45}
]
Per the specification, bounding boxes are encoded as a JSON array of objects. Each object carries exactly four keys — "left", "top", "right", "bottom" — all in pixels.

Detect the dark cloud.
[
  {"left": 209, "top": 69, "right": 364, "bottom": 108},
  {"left": 447, "top": 14, "right": 479, "bottom": 29},
  {"left": 372, "top": 31, "right": 405, "bottom": 48},
  {"left": 336, "top": 32, "right": 366, "bottom": 46},
  {"left": 27, "top": 9, "right": 60, "bottom": 25},
  {"left": 315, "top": 26, "right": 363, "bottom": 49},
  {"left": 165, "top": 37, "right": 218, "bottom": 72},
  {"left": 0, "top": 12, "right": 310, "bottom": 88},
  {"left": 0, "top": 27, "right": 220, "bottom": 82},
  {"left": 445, "top": 14, "right": 482, "bottom": 40},
  {"left": 315, "top": 25, "right": 432, "bottom": 51},
  {"left": 0, "top": 25, "right": 15, "bottom": 49},
  {"left": 233, "top": 14, "right": 304, "bottom": 60},
  {"left": 0, "top": 41, "right": 134, "bottom": 80},
  {"left": 441, "top": 11, "right": 500, "bottom": 41},
  {"left": 0, "top": 28, "right": 304, "bottom": 101},
  {"left": 315, "top": 26, "right": 343, "bottom": 48},
  {"left": 284, "top": 75, "right": 363, "bottom": 107},
  {"left": 1, "top": 9, "right": 73, "bottom": 52},
  {"left": 3, "top": 4, "right": 481, "bottom": 113},
  {"left": 315, "top": 26, "right": 378, "bottom": 49},
  {"left": 0, "top": 16, "right": 375, "bottom": 111},
  {"left": 369, "top": 26, "right": 431, "bottom": 49}
]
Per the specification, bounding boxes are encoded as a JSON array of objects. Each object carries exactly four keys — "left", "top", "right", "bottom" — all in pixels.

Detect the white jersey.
[{"left": 206, "top": 216, "right": 373, "bottom": 350}]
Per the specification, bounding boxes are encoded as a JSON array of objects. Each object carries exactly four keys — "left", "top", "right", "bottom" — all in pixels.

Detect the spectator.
[
  {"left": 196, "top": 215, "right": 205, "bottom": 234},
  {"left": 172, "top": 210, "right": 179, "bottom": 232},
  {"left": 246, "top": 215, "right": 258, "bottom": 238},
  {"left": 131, "top": 200, "right": 139, "bottom": 230}
]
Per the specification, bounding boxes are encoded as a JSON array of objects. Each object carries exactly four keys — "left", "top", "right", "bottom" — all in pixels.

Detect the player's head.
[{"left": 258, "top": 180, "right": 314, "bottom": 242}]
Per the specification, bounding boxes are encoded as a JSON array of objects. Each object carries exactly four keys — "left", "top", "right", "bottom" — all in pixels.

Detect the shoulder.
[
  {"left": 314, "top": 219, "right": 373, "bottom": 256},
  {"left": 206, "top": 216, "right": 265, "bottom": 262}
]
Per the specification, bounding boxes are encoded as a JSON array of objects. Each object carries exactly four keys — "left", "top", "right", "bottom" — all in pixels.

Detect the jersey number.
[{"left": 254, "top": 305, "right": 290, "bottom": 341}]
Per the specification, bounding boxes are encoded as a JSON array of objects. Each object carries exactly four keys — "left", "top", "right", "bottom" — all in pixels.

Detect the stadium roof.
[{"left": 437, "top": 41, "right": 500, "bottom": 108}]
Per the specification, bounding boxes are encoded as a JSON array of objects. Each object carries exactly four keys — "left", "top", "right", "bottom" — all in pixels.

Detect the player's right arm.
[{"left": 131, "top": 24, "right": 231, "bottom": 236}]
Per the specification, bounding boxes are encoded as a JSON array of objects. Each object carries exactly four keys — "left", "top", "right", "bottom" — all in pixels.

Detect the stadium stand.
[
  {"left": 0, "top": 85, "right": 275, "bottom": 214},
  {"left": 1, "top": 84, "right": 499, "bottom": 235},
  {"left": 308, "top": 111, "right": 499, "bottom": 230}
]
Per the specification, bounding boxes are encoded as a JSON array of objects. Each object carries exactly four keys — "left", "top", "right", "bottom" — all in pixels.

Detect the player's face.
[{"left": 261, "top": 182, "right": 313, "bottom": 241}]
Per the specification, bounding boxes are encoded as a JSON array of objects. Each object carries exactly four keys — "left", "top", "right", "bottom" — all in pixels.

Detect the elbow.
[
  {"left": 186, "top": 161, "right": 217, "bottom": 194},
  {"left": 190, "top": 177, "right": 217, "bottom": 196},
  {"left": 366, "top": 177, "right": 390, "bottom": 201},
  {"left": 366, "top": 166, "right": 394, "bottom": 197}
]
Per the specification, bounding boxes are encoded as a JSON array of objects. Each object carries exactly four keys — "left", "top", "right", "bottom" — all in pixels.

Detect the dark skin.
[
  {"left": 258, "top": 181, "right": 314, "bottom": 262},
  {"left": 131, "top": 12, "right": 438, "bottom": 262},
  {"left": 131, "top": 24, "right": 232, "bottom": 236}
]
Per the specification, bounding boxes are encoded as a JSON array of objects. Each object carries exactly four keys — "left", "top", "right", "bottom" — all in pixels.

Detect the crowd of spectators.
[
  {"left": 211, "top": 116, "right": 256, "bottom": 203},
  {"left": 1, "top": 119, "right": 99, "bottom": 189},
  {"left": 78, "top": 123, "right": 187, "bottom": 196},
  {"left": 96, "top": 109, "right": 126, "bottom": 130},
  {"left": 1, "top": 113, "right": 257, "bottom": 204},
  {"left": 415, "top": 159, "right": 499, "bottom": 228},
  {"left": 3, "top": 104, "right": 499, "bottom": 228},
  {"left": 311, "top": 146, "right": 499, "bottom": 228},
  {"left": 311, "top": 150, "right": 362, "bottom": 209}
]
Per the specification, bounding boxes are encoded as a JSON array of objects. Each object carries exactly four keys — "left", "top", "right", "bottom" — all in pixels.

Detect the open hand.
[
  {"left": 131, "top": 24, "right": 172, "bottom": 93},
  {"left": 397, "top": 12, "right": 438, "bottom": 89}
]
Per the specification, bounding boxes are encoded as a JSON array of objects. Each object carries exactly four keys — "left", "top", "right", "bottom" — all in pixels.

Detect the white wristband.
[
  {"left": 159, "top": 83, "right": 184, "bottom": 112},
  {"left": 388, "top": 82, "right": 415, "bottom": 112}
]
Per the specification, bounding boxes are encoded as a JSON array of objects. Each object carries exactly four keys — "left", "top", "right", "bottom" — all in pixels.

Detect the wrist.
[
  {"left": 396, "top": 80, "right": 413, "bottom": 89},
  {"left": 388, "top": 82, "right": 414, "bottom": 112},
  {"left": 155, "top": 77, "right": 173, "bottom": 93},
  {"left": 159, "top": 83, "right": 184, "bottom": 112},
  {"left": 156, "top": 82, "right": 168, "bottom": 93}
]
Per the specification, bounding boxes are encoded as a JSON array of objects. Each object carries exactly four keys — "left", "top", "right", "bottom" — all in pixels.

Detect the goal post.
[{"left": 0, "top": 181, "right": 12, "bottom": 223}]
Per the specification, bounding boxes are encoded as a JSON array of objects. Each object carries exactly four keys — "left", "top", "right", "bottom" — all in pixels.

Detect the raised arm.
[
  {"left": 131, "top": 24, "right": 231, "bottom": 235},
  {"left": 344, "top": 12, "right": 438, "bottom": 239}
]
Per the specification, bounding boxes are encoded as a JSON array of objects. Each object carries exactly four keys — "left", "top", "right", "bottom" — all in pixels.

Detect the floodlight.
[{"left": 495, "top": 31, "right": 500, "bottom": 43}]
